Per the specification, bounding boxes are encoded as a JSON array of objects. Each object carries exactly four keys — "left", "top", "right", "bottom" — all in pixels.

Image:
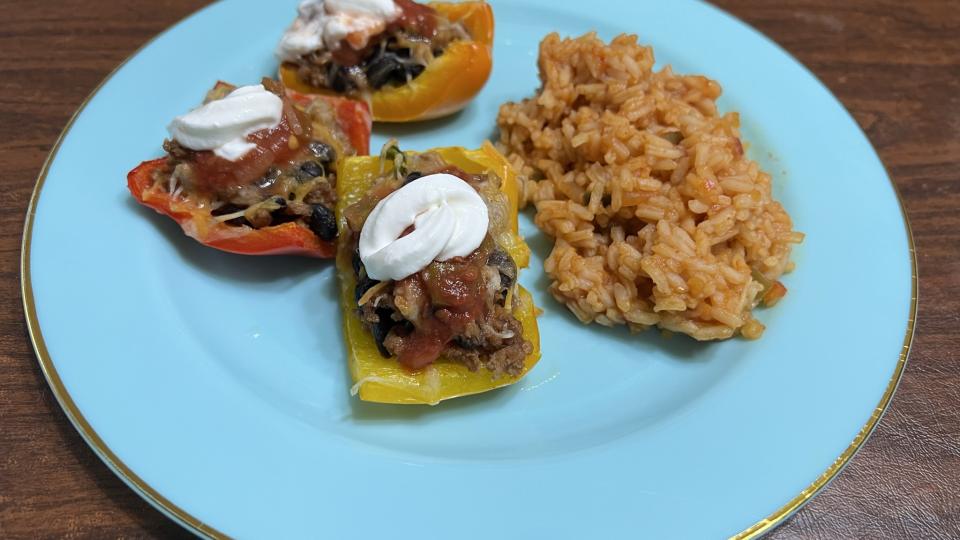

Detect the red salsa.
[
  {"left": 392, "top": 242, "right": 491, "bottom": 369},
  {"left": 188, "top": 96, "right": 312, "bottom": 192}
]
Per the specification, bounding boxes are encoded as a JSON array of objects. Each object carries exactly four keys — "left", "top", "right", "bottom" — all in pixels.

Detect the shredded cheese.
[
  {"left": 357, "top": 281, "right": 390, "bottom": 306},
  {"left": 349, "top": 375, "right": 394, "bottom": 396}
]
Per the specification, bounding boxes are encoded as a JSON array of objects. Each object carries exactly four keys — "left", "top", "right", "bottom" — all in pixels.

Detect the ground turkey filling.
[
  {"left": 155, "top": 79, "right": 347, "bottom": 242},
  {"left": 293, "top": 0, "right": 468, "bottom": 93},
  {"left": 346, "top": 156, "right": 533, "bottom": 376}
]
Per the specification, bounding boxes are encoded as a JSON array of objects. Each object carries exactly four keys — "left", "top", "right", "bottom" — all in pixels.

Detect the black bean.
[
  {"left": 355, "top": 272, "right": 379, "bottom": 303},
  {"left": 353, "top": 254, "right": 378, "bottom": 302},
  {"left": 298, "top": 160, "right": 324, "bottom": 180},
  {"left": 487, "top": 248, "right": 517, "bottom": 296},
  {"left": 370, "top": 308, "right": 396, "bottom": 358},
  {"left": 354, "top": 265, "right": 394, "bottom": 358},
  {"left": 308, "top": 204, "right": 337, "bottom": 241},
  {"left": 402, "top": 171, "right": 423, "bottom": 186},
  {"left": 405, "top": 63, "right": 425, "bottom": 80},
  {"left": 372, "top": 42, "right": 426, "bottom": 84},
  {"left": 256, "top": 167, "right": 281, "bottom": 189},
  {"left": 351, "top": 250, "right": 362, "bottom": 277},
  {"left": 453, "top": 335, "right": 483, "bottom": 350},
  {"left": 366, "top": 52, "right": 407, "bottom": 89},
  {"left": 308, "top": 141, "right": 336, "bottom": 164},
  {"left": 327, "top": 64, "right": 357, "bottom": 93},
  {"left": 273, "top": 196, "right": 287, "bottom": 207}
]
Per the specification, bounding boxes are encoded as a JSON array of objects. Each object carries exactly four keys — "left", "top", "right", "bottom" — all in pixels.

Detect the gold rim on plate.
[{"left": 19, "top": 7, "right": 918, "bottom": 540}]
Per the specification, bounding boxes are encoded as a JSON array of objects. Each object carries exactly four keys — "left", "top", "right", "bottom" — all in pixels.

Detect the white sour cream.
[
  {"left": 276, "top": 0, "right": 401, "bottom": 62},
  {"left": 167, "top": 84, "right": 283, "bottom": 161},
  {"left": 359, "top": 173, "right": 489, "bottom": 281}
]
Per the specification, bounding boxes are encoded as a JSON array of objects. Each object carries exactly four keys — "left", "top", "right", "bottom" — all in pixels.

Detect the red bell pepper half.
[{"left": 127, "top": 89, "right": 370, "bottom": 258}]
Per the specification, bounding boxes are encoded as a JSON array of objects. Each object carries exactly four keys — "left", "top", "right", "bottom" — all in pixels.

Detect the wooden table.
[{"left": 1, "top": 1, "right": 957, "bottom": 537}]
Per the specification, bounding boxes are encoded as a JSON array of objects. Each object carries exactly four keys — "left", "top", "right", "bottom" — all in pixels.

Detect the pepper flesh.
[
  {"left": 280, "top": 1, "right": 494, "bottom": 123},
  {"left": 336, "top": 143, "right": 539, "bottom": 404},
  {"left": 127, "top": 89, "right": 370, "bottom": 258}
]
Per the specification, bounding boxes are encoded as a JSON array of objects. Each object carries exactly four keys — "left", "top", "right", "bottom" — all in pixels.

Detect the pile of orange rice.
[{"left": 496, "top": 33, "right": 803, "bottom": 340}]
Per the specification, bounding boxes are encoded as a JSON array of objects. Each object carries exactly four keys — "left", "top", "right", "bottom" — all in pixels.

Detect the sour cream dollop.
[
  {"left": 276, "top": 0, "right": 401, "bottom": 62},
  {"left": 359, "top": 173, "right": 489, "bottom": 281},
  {"left": 167, "top": 84, "right": 283, "bottom": 161}
]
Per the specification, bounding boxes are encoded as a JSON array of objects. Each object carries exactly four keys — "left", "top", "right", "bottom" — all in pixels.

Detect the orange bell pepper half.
[
  {"left": 127, "top": 89, "right": 371, "bottom": 258},
  {"left": 336, "top": 143, "right": 540, "bottom": 405},
  {"left": 281, "top": 1, "right": 494, "bottom": 122}
]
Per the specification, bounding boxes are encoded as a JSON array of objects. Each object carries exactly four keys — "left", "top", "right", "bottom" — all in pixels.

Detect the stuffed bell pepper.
[
  {"left": 128, "top": 78, "right": 371, "bottom": 257},
  {"left": 277, "top": 0, "right": 494, "bottom": 122},
  {"left": 337, "top": 141, "right": 540, "bottom": 404}
]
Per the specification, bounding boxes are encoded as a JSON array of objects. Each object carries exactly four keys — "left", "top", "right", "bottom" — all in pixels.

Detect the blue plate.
[{"left": 22, "top": 0, "right": 915, "bottom": 538}]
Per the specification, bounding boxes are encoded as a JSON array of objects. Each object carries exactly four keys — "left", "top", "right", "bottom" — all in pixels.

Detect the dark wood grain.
[{"left": 0, "top": 1, "right": 957, "bottom": 538}]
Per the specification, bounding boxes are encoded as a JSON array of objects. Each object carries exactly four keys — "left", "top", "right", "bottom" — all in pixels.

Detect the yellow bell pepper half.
[
  {"left": 336, "top": 143, "right": 540, "bottom": 405},
  {"left": 281, "top": 1, "right": 494, "bottom": 123}
]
